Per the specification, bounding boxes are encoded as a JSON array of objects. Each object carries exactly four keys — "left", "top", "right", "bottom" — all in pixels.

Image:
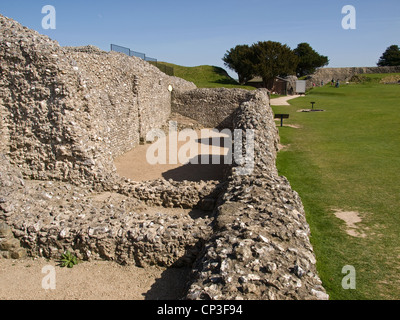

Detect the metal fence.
[
  {"left": 110, "top": 44, "right": 130, "bottom": 56},
  {"left": 110, "top": 44, "right": 174, "bottom": 76},
  {"left": 156, "top": 64, "right": 174, "bottom": 76}
]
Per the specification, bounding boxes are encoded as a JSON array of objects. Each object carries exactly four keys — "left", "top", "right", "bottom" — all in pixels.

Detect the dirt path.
[
  {"left": 270, "top": 95, "right": 302, "bottom": 106},
  {"left": 0, "top": 257, "right": 191, "bottom": 300}
]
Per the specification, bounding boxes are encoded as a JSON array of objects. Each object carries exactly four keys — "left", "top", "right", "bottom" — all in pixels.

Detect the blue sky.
[{"left": 1, "top": 0, "right": 399, "bottom": 78}]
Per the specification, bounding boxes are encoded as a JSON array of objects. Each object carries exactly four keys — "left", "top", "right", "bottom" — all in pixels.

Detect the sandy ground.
[
  {"left": 0, "top": 207, "right": 199, "bottom": 300},
  {"left": 0, "top": 257, "right": 191, "bottom": 300},
  {"left": 114, "top": 129, "right": 230, "bottom": 182},
  {"left": 333, "top": 209, "right": 367, "bottom": 238}
]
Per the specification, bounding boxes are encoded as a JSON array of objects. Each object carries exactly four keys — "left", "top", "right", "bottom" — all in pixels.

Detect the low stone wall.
[
  {"left": 307, "top": 66, "right": 400, "bottom": 88},
  {"left": 0, "top": 153, "right": 223, "bottom": 267},
  {"left": 185, "top": 92, "right": 328, "bottom": 300},
  {"left": 172, "top": 88, "right": 255, "bottom": 129}
]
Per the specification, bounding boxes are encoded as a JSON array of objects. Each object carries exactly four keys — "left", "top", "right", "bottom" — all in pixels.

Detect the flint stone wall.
[
  {"left": 0, "top": 153, "right": 223, "bottom": 267},
  {"left": 0, "top": 14, "right": 328, "bottom": 300},
  {"left": 172, "top": 88, "right": 255, "bottom": 129},
  {"left": 307, "top": 66, "right": 400, "bottom": 88},
  {"left": 184, "top": 90, "right": 328, "bottom": 300},
  {"left": 0, "top": 14, "right": 196, "bottom": 186}
]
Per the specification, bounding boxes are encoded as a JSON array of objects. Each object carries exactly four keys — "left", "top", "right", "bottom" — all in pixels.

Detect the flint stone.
[
  {"left": 0, "top": 238, "right": 21, "bottom": 251},
  {"left": 0, "top": 223, "right": 12, "bottom": 238}
]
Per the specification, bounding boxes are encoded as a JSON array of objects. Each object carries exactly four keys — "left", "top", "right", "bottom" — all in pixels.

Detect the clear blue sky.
[{"left": 1, "top": 0, "right": 399, "bottom": 78}]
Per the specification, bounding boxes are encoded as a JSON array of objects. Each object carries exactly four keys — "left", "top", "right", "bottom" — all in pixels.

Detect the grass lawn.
[
  {"left": 157, "top": 62, "right": 256, "bottom": 90},
  {"left": 272, "top": 75, "right": 400, "bottom": 300}
]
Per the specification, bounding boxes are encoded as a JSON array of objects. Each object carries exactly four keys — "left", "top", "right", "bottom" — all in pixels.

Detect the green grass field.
[
  {"left": 272, "top": 74, "right": 400, "bottom": 300},
  {"left": 157, "top": 62, "right": 256, "bottom": 90}
]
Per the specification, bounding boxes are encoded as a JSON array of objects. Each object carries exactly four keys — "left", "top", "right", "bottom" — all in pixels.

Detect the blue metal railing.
[{"left": 110, "top": 44, "right": 173, "bottom": 76}]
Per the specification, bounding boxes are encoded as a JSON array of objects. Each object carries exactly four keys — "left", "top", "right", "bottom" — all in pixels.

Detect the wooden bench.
[{"left": 274, "top": 114, "right": 289, "bottom": 127}]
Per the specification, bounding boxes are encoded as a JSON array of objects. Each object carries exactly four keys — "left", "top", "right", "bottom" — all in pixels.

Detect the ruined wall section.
[
  {"left": 62, "top": 48, "right": 197, "bottom": 159},
  {"left": 307, "top": 66, "right": 400, "bottom": 88},
  {"left": 185, "top": 91, "right": 329, "bottom": 300},
  {"left": 65, "top": 49, "right": 141, "bottom": 159},
  {"left": 0, "top": 15, "right": 108, "bottom": 184},
  {"left": 0, "top": 102, "right": 8, "bottom": 153},
  {"left": 136, "top": 63, "right": 171, "bottom": 143},
  {"left": 172, "top": 88, "right": 254, "bottom": 129},
  {"left": 0, "top": 153, "right": 219, "bottom": 266},
  {"left": 0, "top": 14, "right": 196, "bottom": 186}
]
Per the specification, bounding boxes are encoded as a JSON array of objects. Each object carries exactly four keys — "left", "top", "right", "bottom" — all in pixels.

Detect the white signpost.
[{"left": 296, "top": 80, "right": 307, "bottom": 94}]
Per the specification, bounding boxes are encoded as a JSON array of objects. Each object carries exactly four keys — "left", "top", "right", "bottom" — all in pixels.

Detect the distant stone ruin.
[
  {"left": 307, "top": 66, "right": 400, "bottom": 88},
  {"left": 0, "top": 14, "right": 328, "bottom": 300}
]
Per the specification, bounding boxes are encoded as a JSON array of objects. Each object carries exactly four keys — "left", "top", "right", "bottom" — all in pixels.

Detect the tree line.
[
  {"left": 222, "top": 41, "right": 329, "bottom": 87},
  {"left": 377, "top": 45, "right": 400, "bottom": 67},
  {"left": 223, "top": 41, "right": 400, "bottom": 88}
]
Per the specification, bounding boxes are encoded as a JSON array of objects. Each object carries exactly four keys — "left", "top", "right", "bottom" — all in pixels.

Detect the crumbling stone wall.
[
  {"left": 307, "top": 66, "right": 400, "bottom": 88},
  {"left": 185, "top": 91, "right": 328, "bottom": 300},
  {"left": 64, "top": 48, "right": 141, "bottom": 158},
  {"left": 0, "top": 103, "right": 7, "bottom": 153},
  {"left": 0, "top": 15, "right": 100, "bottom": 183},
  {"left": 172, "top": 88, "right": 255, "bottom": 129},
  {"left": 0, "top": 153, "right": 222, "bottom": 267},
  {"left": 0, "top": 14, "right": 328, "bottom": 300},
  {"left": 64, "top": 46, "right": 196, "bottom": 152},
  {"left": 0, "top": 14, "right": 196, "bottom": 186}
]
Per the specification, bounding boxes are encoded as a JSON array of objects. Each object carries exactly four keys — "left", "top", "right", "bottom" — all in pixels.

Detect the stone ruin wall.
[
  {"left": 63, "top": 47, "right": 197, "bottom": 159},
  {"left": 0, "top": 14, "right": 328, "bottom": 300},
  {"left": 307, "top": 66, "right": 400, "bottom": 88},
  {"left": 171, "top": 89, "right": 328, "bottom": 299},
  {"left": 0, "top": 101, "right": 7, "bottom": 154},
  {"left": 172, "top": 88, "right": 256, "bottom": 129},
  {"left": 0, "top": 14, "right": 196, "bottom": 186}
]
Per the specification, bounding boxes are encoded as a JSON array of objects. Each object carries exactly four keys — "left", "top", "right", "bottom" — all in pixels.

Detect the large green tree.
[
  {"left": 251, "top": 41, "right": 299, "bottom": 87},
  {"left": 377, "top": 45, "right": 400, "bottom": 66},
  {"left": 294, "top": 43, "right": 329, "bottom": 77},
  {"left": 222, "top": 45, "right": 255, "bottom": 85}
]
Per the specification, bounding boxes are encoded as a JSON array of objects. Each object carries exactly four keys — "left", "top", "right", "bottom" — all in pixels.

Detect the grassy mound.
[{"left": 158, "top": 62, "right": 256, "bottom": 90}]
